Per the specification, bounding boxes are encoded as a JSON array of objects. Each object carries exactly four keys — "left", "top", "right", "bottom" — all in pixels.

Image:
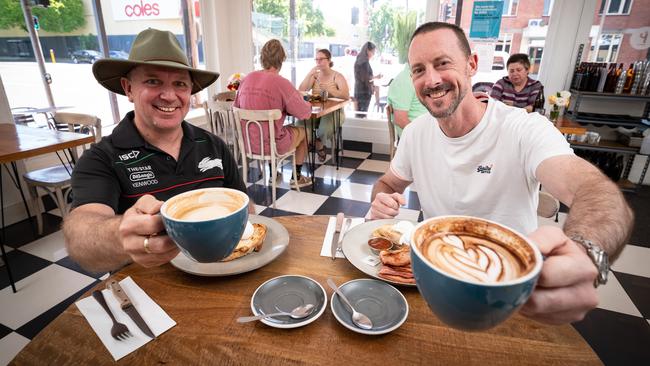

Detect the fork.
[{"left": 92, "top": 290, "right": 132, "bottom": 340}]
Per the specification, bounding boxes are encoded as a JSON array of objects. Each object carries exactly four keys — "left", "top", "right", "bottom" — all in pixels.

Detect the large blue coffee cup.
[
  {"left": 410, "top": 216, "right": 542, "bottom": 331},
  {"left": 160, "top": 187, "right": 249, "bottom": 263}
]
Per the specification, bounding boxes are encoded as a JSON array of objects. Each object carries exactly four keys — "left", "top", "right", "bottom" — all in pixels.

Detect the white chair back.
[{"left": 232, "top": 107, "right": 299, "bottom": 208}]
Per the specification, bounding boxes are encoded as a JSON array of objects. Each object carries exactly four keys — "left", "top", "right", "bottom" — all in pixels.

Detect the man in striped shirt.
[{"left": 490, "top": 53, "right": 543, "bottom": 112}]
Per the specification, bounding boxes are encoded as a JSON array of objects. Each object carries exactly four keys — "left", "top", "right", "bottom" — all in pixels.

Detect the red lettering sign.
[{"left": 124, "top": 0, "right": 160, "bottom": 18}]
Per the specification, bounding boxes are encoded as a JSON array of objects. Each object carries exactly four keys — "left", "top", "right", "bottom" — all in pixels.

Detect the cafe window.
[
  {"left": 0, "top": 0, "right": 202, "bottom": 129},
  {"left": 598, "top": 0, "right": 633, "bottom": 15},
  {"left": 251, "top": 0, "right": 427, "bottom": 118},
  {"left": 543, "top": 0, "right": 554, "bottom": 16},
  {"left": 495, "top": 33, "right": 513, "bottom": 54},
  {"left": 502, "top": 0, "right": 519, "bottom": 16},
  {"left": 594, "top": 33, "right": 622, "bottom": 62}
]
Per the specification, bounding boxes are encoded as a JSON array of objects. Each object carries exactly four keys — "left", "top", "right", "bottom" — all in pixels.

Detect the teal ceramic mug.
[
  {"left": 410, "top": 216, "right": 543, "bottom": 331},
  {"left": 160, "top": 187, "right": 249, "bottom": 263}
]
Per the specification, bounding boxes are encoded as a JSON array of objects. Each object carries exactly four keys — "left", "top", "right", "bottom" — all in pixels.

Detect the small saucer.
[
  {"left": 250, "top": 275, "right": 327, "bottom": 329},
  {"left": 330, "top": 279, "right": 408, "bottom": 335}
]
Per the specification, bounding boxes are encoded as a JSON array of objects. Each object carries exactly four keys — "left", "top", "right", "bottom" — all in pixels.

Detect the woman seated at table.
[
  {"left": 298, "top": 49, "right": 350, "bottom": 162},
  {"left": 234, "top": 39, "right": 312, "bottom": 187},
  {"left": 489, "top": 53, "right": 543, "bottom": 113}
]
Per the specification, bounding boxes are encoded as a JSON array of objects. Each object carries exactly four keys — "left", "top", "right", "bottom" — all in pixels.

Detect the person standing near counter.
[{"left": 354, "top": 42, "right": 382, "bottom": 118}]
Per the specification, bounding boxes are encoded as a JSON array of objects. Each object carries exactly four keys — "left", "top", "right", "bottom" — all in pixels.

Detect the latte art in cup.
[
  {"left": 422, "top": 233, "right": 530, "bottom": 283},
  {"left": 166, "top": 190, "right": 246, "bottom": 221},
  {"left": 410, "top": 216, "right": 543, "bottom": 330}
]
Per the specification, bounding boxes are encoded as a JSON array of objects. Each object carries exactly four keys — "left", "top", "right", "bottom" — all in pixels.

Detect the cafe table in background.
[
  {"left": 305, "top": 98, "right": 348, "bottom": 184},
  {"left": 12, "top": 216, "right": 601, "bottom": 365},
  {"left": 0, "top": 124, "right": 95, "bottom": 293}
]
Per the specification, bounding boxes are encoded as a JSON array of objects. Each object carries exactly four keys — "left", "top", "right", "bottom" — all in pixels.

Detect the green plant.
[
  {"left": 392, "top": 10, "right": 417, "bottom": 64},
  {"left": 368, "top": 3, "right": 394, "bottom": 53},
  {"left": 0, "top": 0, "right": 85, "bottom": 33}
]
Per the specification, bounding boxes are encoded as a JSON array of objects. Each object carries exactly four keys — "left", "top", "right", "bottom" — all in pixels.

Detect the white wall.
[{"left": 200, "top": 0, "right": 254, "bottom": 97}]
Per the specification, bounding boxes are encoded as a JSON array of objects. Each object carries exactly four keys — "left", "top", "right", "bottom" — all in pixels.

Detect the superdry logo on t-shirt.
[
  {"left": 476, "top": 164, "right": 493, "bottom": 174},
  {"left": 198, "top": 157, "right": 223, "bottom": 173}
]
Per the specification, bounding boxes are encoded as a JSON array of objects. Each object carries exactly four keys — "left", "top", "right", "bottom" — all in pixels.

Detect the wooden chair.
[
  {"left": 22, "top": 112, "right": 101, "bottom": 234},
  {"left": 386, "top": 104, "right": 397, "bottom": 160},
  {"left": 233, "top": 107, "right": 301, "bottom": 208}
]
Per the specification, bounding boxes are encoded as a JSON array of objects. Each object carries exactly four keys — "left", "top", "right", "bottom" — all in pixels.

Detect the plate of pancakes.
[
  {"left": 171, "top": 215, "right": 289, "bottom": 276},
  {"left": 341, "top": 219, "right": 417, "bottom": 287}
]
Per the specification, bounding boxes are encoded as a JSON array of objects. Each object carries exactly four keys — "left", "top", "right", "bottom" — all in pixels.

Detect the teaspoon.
[
  {"left": 237, "top": 303, "right": 315, "bottom": 323},
  {"left": 326, "top": 278, "right": 373, "bottom": 330}
]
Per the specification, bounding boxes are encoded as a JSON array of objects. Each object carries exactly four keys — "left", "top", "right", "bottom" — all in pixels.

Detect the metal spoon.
[
  {"left": 236, "top": 303, "right": 315, "bottom": 323},
  {"left": 326, "top": 278, "right": 373, "bottom": 330}
]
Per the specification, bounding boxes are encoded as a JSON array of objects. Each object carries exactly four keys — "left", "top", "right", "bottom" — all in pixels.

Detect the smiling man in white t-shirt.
[{"left": 370, "top": 22, "right": 634, "bottom": 325}]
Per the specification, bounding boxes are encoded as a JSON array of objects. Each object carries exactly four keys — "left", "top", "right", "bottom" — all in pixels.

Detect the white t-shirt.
[{"left": 391, "top": 99, "right": 573, "bottom": 234}]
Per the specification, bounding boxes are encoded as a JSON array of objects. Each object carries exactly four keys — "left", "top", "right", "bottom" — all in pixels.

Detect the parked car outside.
[
  {"left": 471, "top": 51, "right": 510, "bottom": 92},
  {"left": 109, "top": 50, "right": 129, "bottom": 59},
  {"left": 70, "top": 50, "right": 101, "bottom": 64}
]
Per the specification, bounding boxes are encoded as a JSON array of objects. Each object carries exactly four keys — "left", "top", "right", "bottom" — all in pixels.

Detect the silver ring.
[{"left": 143, "top": 236, "right": 152, "bottom": 254}]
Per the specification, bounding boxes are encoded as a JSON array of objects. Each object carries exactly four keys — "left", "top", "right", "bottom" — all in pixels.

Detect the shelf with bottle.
[
  {"left": 570, "top": 139, "right": 648, "bottom": 192},
  {"left": 564, "top": 87, "right": 649, "bottom": 128},
  {"left": 570, "top": 60, "right": 650, "bottom": 95}
]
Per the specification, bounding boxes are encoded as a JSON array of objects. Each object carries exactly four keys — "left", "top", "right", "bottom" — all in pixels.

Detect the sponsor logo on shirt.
[
  {"left": 476, "top": 164, "right": 493, "bottom": 174},
  {"left": 126, "top": 165, "right": 158, "bottom": 188},
  {"left": 198, "top": 157, "right": 223, "bottom": 173},
  {"left": 118, "top": 150, "right": 141, "bottom": 161}
]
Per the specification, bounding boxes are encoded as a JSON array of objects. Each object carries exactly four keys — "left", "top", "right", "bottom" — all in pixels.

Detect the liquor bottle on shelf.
[
  {"left": 622, "top": 63, "right": 635, "bottom": 93},
  {"left": 588, "top": 63, "right": 601, "bottom": 91},
  {"left": 641, "top": 61, "right": 650, "bottom": 95},
  {"left": 604, "top": 63, "right": 620, "bottom": 93},
  {"left": 597, "top": 63, "right": 608, "bottom": 92},
  {"left": 533, "top": 87, "right": 545, "bottom": 115},
  {"left": 614, "top": 63, "right": 627, "bottom": 94},
  {"left": 571, "top": 62, "right": 584, "bottom": 90},
  {"left": 578, "top": 63, "right": 593, "bottom": 91}
]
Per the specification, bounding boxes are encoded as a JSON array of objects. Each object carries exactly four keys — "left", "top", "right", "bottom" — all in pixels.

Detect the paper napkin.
[
  {"left": 320, "top": 216, "right": 365, "bottom": 258},
  {"left": 76, "top": 276, "right": 176, "bottom": 361}
]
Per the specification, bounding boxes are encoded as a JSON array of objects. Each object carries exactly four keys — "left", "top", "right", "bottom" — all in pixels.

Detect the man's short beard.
[{"left": 423, "top": 84, "right": 467, "bottom": 118}]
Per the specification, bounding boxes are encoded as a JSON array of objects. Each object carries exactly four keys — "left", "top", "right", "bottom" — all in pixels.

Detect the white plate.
[
  {"left": 170, "top": 215, "right": 289, "bottom": 276},
  {"left": 341, "top": 219, "right": 417, "bottom": 287}
]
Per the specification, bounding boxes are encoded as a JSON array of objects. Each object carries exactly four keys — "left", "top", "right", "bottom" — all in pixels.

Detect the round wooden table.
[{"left": 12, "top": 216, "right": 601, "bottom": 365}]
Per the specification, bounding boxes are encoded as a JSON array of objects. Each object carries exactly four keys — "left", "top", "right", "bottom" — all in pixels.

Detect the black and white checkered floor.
[{"left": 1, "top": 143, "right": 649, "bottom": 365}]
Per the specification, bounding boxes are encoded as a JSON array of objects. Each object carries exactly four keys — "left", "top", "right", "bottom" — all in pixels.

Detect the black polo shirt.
[{"left": 71, "top": 111, "right": 246, "bottom": 214}]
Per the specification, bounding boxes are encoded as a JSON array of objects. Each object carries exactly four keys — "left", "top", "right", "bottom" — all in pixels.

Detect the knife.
[
  {"left": 336, "top": 218, "right": 352, "bottom": 254},
  {"left": 108, "top": 280, "right": 156, "bottom": 339},
  {"left": 330, "top": 213, "right": 344, "bottom": 260}
]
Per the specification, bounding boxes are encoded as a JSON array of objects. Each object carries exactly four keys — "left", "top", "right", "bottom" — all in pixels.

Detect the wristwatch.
[{"left": 571, "top": 236, "right": 609, "bottom": 287}]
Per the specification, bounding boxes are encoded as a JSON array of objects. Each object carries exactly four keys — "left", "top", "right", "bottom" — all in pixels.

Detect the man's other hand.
[{"left": 370, "top": 192, "right": 406, "bottom": 219}]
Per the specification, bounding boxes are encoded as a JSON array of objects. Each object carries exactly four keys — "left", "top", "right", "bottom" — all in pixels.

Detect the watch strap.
[{"left": 571, "top": 235, "right": 609, "bottom": 287}]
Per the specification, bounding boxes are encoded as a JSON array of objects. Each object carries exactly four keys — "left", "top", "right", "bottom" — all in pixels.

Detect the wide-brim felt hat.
[{"left": 92, "top": 28, "right": 219, "bottom": 95}]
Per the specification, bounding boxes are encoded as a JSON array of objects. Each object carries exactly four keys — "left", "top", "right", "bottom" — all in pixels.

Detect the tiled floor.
[{"left": 1, "top": 143, "right": 649, "bottom": 365}]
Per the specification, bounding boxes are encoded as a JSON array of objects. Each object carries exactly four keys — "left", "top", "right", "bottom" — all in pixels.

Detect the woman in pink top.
[{"left": 234, "top": 39, "right": 312, "bottom": 187}]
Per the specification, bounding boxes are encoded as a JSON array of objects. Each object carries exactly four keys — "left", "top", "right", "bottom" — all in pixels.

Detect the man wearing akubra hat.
[{"left": 63, "top": 28, "right": 249, "bottom": 272}]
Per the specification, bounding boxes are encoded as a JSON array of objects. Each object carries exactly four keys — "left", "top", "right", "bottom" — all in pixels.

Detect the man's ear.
[
  {"left": 120, "top": 77, "right": 133, "bottom": 102},
  {"left": 467, "top": 53, "right": 479, "bottom": 77}
]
